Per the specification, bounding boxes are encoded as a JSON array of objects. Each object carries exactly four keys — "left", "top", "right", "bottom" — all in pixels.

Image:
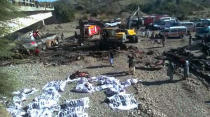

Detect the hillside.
[{"left": 64, "top": 0, "right": 210, "bottom": 20}]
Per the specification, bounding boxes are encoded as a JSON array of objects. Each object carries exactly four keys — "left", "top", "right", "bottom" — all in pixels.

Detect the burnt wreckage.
[{"left": 164, "top": 44, "right": 210, "bottom": 83}]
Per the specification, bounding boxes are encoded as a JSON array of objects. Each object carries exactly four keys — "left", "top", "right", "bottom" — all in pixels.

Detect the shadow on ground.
[
  {"left": 142, "top": 79, "right": 183, "bottom": 86},
  {"left": 102, "top": 71, "right": 129, "bottom": 77},
  {"left": 205, "top": 101, "right": 210, "bottom": 104},
  {"left": 86, "top": 65, "right": 110, "bottom": 69},
  {"left": 136, "top": 66, "right": 162, "bottom": 71},
  {"left": 146, "top": 46, "right": 162, "bottom": 49}
]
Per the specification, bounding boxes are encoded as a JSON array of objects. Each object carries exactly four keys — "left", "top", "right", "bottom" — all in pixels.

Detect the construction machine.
[
  {"left": 99, "top": 27, "right": 127, "bottom": 50},
  {"left": 121, "top": 29, "right": 138, "bottom": 43}
]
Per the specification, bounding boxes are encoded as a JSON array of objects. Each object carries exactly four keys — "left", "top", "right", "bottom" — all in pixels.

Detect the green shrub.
[
  {"left": 0, "top": 39, "right": 16, "bottom": 59},
  {"left": 0, "top": 70, "right": 19, "bottom": 97},
  {"left": 53, "top": 0, "right": 75, "bottom": 22}
]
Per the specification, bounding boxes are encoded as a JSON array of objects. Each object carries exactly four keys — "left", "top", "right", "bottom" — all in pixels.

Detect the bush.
[
  {"left": 0, "top": 70, "right": 19, "bottom": 97},
  {"left": 53, "top": 0, "right": 75, "bottom": 22},
  {"left": 0, "top": 104, "right": 10, "bottom": 117},
  {"left": 0, "top": 39, "right": 16, "bottom": 59}
]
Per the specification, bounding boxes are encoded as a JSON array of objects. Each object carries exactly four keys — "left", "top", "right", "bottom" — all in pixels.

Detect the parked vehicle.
[
  {"left": 160, "top": 26, "right": 187, "bottom": 38},
  {"left": 195, "top": 26, "right": 210, "bottom": 39},
  {"left": 153, "top": 19, "right": 178, "bottom": 30},
  {"left": 179, "top": 22, "right": 195, "bottom": 32},
  {"left": 195, "top": 19, "right": 210, "bottom": 27},
  {"left": 105, "top": 19, "right": 121, "bottom": 27}
]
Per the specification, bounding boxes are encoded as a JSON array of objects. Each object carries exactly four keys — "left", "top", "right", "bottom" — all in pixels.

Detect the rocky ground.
[{"left": 1, "top": 22, "right": 210, "bottom": 117}]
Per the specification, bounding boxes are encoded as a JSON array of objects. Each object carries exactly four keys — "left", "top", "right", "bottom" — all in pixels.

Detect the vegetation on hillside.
[
  {"left": 53, "top": 0, "right": 75, "bottom": 22},
  {"left": 55, "top": 0, "right": 210, "bottom": 20},
  {"left": 125, "top": 0, "right": 210, "bottom": 19},
  {"left": 0, "top": 0, "right": 20, "bottom": 99}
]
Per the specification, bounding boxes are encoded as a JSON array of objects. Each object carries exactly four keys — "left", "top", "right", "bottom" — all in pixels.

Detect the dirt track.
[{"left": 1, "top": 22, "right": 210, "bottom": 117}]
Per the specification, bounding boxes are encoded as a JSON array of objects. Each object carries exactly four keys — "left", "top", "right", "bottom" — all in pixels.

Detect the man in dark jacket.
[
  {"left": 128, "top": 54, "right": 136, "bottom": 75},
  {"left": 167, "top": 60, "right": 175, "bottom": 81},
  {"left": 109, "top": 51, "right": 114, "bottom": 67}
]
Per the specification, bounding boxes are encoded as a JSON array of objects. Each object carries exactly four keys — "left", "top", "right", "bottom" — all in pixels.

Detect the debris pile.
[{"left": 164, "top": 46, "right": 210, "bottom": 82}]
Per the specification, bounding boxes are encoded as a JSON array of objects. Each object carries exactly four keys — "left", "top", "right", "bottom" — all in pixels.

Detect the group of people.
[
  {"left": 167, "top": 59, "right": 190, "bottom": 81},
  {"left": 109, "top": 51, "right": 136, "bottom": 75}
]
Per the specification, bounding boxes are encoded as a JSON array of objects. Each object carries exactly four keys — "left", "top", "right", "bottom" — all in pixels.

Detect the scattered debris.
[
  {"left": 107, "top": 93, "right": 138, "bottom": 110},
  {"left": 58, "top": 97, "right": 89, "bottom": 117},
  {"left": 164, "top": 46, "right": 210, "bottom": 83},
  {"left": 70, "top": 71, "right": 90, "bottom": 79},
  {"left": 7, "top": 75, "right": 140, "bottom": 117},
  {"left": 42, "top": 80, "right": 67, "bottom": 92}
]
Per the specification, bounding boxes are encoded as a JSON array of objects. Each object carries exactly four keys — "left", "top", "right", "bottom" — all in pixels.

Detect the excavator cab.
[
  {"left": 126, "top": 29, "right": 138, "bottom": 43},
  {"left": 101, "top": 28, "right": 127, "bottom": 43}
]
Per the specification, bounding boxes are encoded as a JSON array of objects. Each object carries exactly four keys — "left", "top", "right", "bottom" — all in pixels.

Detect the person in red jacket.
[
  {"left": 33, "top": 29, "right": 40, "bottom": 39},
  {"left": 34, "top": 47, "right": 40, "bottom": 56}
]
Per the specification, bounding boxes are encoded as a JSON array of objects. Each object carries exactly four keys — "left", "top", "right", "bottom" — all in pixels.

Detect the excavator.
[{"left": 99, "top": 7, "right": 141, "bottom": 49}]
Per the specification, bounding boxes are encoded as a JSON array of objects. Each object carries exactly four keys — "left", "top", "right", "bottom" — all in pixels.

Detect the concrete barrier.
[{"left": 1, "top": 12, "right": 53, "bottom": 36}]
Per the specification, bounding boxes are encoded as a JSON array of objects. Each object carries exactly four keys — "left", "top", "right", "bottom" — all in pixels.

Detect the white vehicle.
[
  {"left": 153, "top": 19, "right": 177, "bottom": 29},
  {"left": 179, "top": 22, "right": 195, "bottom": 32},
  {"left": 160, "top": 26, "right": 187, "bottom": 38},
  {"left": 105, "top": 19, "right": 121, "bottom": 27}
]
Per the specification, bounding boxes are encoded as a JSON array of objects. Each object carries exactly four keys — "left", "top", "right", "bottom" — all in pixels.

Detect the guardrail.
[
  {"left": 1, "top": 12, "right": 53, "bottom": 36},
  {"left": 18, "top": 6, "right": 54, "bottom": 12}
]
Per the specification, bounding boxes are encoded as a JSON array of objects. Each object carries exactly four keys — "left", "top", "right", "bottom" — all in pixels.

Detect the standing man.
[
  {"left": 188, "top": 31, "right": 192, "bottom": 47},
  {"left": 162, "top": 35, "right": 166, "bottom": 47},
  {"left": 167, "top": 60, "right": 175, "bottom": 81},
  {"left": 109, "top": 51, "right": 114, "bottom": 67},
  {"left": 183, "top": 60, "right": 189, "bottom": 80},
  {"left": 61, "top": 32, "right": 64, "bottom": 40},
  {"left": 128, "top": 54, "right": 136, "bottom": 75}
]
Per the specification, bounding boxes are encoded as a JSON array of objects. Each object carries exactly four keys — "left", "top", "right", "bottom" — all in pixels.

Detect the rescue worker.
[
  {"left": 128, "top": 54, "right": 136, "bottom": 75},
  {"left": 61, "top": 32, "right": 64, "bottom": 40},
  {"left": 167, "top": 60, "right": 175, "bottom": 81},
  {"left": 183, "top": 60, "right": 189, "bottom": 80},
  {"left": 162, "top": 35, "right": 166, "bottom": 47},
  {"left": 29, "top": 32, "right": 35, "bottom": 41},
  {"left": 33, "top": 29, "right": 40, "bottom": 40},
  {"left": 109, "top": 51, "right": 114, "bottom": 67},
  {"left": 188, "top": 31, "right": 192, "bottom": 47},
  {"left": 34, "top": 47, "right": 40, "bottom": 56}
]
